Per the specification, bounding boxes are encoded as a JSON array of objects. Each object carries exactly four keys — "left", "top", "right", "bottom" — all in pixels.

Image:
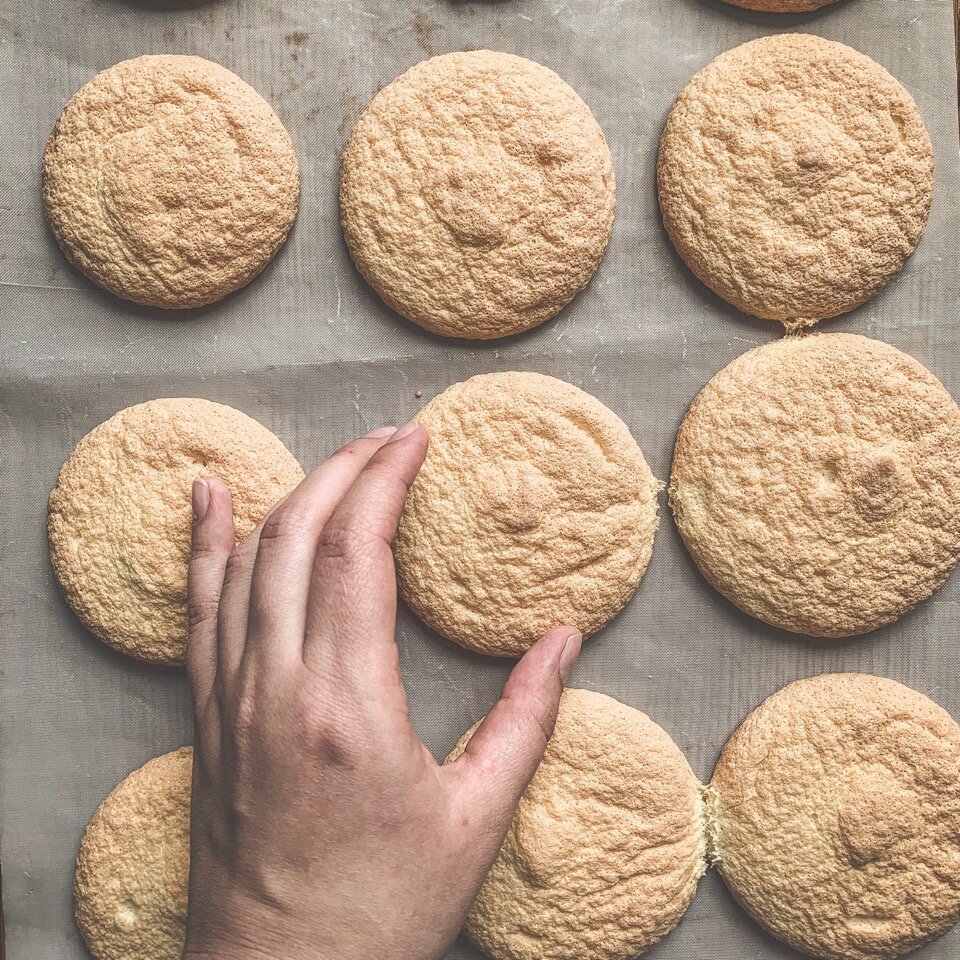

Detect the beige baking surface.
[{"left": 1, "top": 1, "right": 959, "bottom": 959}]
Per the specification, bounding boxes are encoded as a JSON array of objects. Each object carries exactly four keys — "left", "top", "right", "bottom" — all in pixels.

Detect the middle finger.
[{"left": 241, "top": 427, "right": 398, "bottom": 671}]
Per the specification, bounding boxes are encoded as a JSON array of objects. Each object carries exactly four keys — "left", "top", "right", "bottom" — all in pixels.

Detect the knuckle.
[
  {"left": 315, "top": 722, "right": 360, "bottom": 771},
  {"left": 520, "top": 702, "right": 554, "bottom": 748},
  {"left": 258, "top": 505, "right": 314, "bottom": 549},
  {"left": 189, "top": 541, "right": 224, "bottom": 563},
  {"left": 233, "top": 693, "right": 257, "bottom": 738},
  {"left": 187, "top": 594, "right": 220, "bottom": 632},
  {"left": 506, "top": 687, "right": 555, "bottom": 748},
  {"left": 315, "top": 522, "right": 383, "bottom": 566},
  {"left": 312, "top": 726, "right": 356, "bottom": 770},
  {"left": 295, "top": 689, "right": 360, "bottom": 770},
  {"left": 227, "top": 678, "right": 261, "bottom": 754},
  {"left": 223, "top": 544, "right": 255, "bottom": 582}
]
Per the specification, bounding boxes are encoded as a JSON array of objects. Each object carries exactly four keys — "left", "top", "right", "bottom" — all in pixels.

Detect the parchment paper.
[{"left": 2, "top": 0, "right": 959, "bottom": 957}]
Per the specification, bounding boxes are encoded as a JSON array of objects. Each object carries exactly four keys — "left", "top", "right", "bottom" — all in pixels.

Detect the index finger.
[{"left": 303, "top": 421, "right": 428, "bottom": 682}]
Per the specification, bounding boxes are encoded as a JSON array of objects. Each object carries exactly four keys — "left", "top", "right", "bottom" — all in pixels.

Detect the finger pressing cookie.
[
  {"left": 395, "top": 373, "right": 659, "bottom": 655},
  {"left": 49, "top": 399, "right": 304, "bottom": 665},
  {"left": 447, "top": 689, "right": 706, "bottom": 960}
]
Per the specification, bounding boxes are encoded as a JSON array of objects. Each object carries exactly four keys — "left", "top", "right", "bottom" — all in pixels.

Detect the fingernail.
[
  {"left": 558, "top": 631, "right": 582, "bottom": 684},
  {"left": 364, "top": 426, "right": 397, "bottom": 439},
  {"left": 192, "top": 478, "right": 210, "bottom": 521},
  {"left": 386, "top": 419, "right": 420, "bottom": 444}
]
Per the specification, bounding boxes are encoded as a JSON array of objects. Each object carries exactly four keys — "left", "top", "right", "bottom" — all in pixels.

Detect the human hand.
[{"left": 183, "top": 421, "right": 582, "bottom": 960}]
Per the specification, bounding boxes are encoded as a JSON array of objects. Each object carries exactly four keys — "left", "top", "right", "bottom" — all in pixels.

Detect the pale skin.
[{"left": 184, "top": 420, "right": 582, "bottom": 960}]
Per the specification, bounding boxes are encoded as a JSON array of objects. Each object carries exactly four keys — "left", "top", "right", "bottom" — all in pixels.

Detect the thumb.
[{"left": 445, "top": 626, "right": 581, "bottom": 846}]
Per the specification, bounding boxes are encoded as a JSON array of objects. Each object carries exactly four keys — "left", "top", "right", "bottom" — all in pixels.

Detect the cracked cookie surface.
[
  {"left": 44, "top": 55, "right": 299, "bottom": 308},
  {"left": 446, "top": 689, "right": 706, "bottom": 960},
  {"left": 75, "top": 748, "right": 192, "bottom": 960},
  {"left": 658, "top": 35, "right": 932, "bottom": 327},
  {"left": 340, "top": 51, "right": 615, "bottom": 339},
  {"left": 49, "top": 398, "right": 303, "bottom": 664},
  {"left": 670, "top": 334, "right": 960, "bottom": 637},
  {"left": 711, "top": 675, "right": 960, "bottom": 960},
  {"left": 395, "top": 373, "right": 659, "bottom": 656}
]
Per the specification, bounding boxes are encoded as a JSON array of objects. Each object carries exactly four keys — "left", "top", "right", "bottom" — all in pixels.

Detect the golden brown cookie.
[
  {"left": 658, "top": 35, "right": 933, "bottom": 328},
  {"left": 49, "top": 398, "right": 304, "bottom": 664},
  {"left": 340, "top": 51, "right": 615, "bottom": 339},
  {"left": 670, "top": 334, "right": 960, "bottom": 637},
  {"left": 447, "top": 689, "right": 706, "bottom": 960},
  {"left": 75, "top": 748, "right": 192, "bottom": 960},
  {"left": 395, "top": 373, "right": 659, "bottom": 656},
  {"left": 44, "top": 55, "right": 299, "bottom": 308},
  {"left": 711, "top": 674, "right": 960, "bottom": 960}
]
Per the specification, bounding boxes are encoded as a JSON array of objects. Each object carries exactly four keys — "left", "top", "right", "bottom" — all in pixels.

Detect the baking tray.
[{"left": 2, "top": 0, "right": 959, "bottom": 958}]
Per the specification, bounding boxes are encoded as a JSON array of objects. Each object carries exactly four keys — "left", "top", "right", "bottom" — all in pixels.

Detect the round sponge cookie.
[
  {"left": 395, "top": 373, "right": 659, "bottom": 656},
  {"left": 670, "top": 334, "right": 960, "bottom": 637},
  {"left": 43, "top": 55, "right": 299, "bottom": 308},
  {"left": 711, "top": 674, "right": 960, "bottom": 960},
  {"left": 49, "top": 398, "right": 304, "bottom": 665},
  {"left": 75, "top": 748, "right": 192, "bottom": 960},
  {"left": 446, "top": 689, "right": 706, "bottom": 960},
  {"left": 340, "top": 51, "right": 615, "bottom": 339},
  {"left": 657, "top": 35, "right": 933, "bottom": 328}
]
